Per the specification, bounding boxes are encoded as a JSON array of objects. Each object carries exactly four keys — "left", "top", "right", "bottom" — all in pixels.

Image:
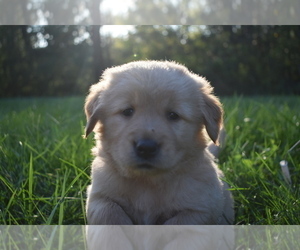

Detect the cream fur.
[{"left": 84, "top": 61, "right": 234, "bottom": 225}]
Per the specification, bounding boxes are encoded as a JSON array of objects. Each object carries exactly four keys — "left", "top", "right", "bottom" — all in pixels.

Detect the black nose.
[{"left": 134, "top": 139, "right": 159, "bottom": 160}]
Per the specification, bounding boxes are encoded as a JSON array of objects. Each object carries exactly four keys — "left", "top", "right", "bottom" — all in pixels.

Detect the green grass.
[
  {"left": 220, "top": 96, "right": 300, "bottom": 225},
  {"left": 0, "top": 97, "right": 92, "bottom": 225},
  {"left": 0, "top": 96, "right": 299, "bottom": 225}
]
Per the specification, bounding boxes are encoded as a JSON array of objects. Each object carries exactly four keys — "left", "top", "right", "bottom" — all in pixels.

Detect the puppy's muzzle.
[{"left": 134, "top": 139, "right": 160, "bottom": 160}]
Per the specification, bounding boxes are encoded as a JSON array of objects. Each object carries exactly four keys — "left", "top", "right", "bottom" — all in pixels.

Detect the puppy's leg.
[
  {"left": 86, "top": 226, "right": 134, "bottom": 250},
  {"left": 219, "top": 185, "right": 234, "bottom": 225},
  {"left": 87, "top": 197, "right": 133, "bottom": 225},
  {"left": 162, "top": 228, "right": 211, "bottom": 250},
  {"left": 163, "top": 210, "right": 219, "bottom": 225},
  {"left": 162, "top": 226, "right": 234, "bottom": 250}
]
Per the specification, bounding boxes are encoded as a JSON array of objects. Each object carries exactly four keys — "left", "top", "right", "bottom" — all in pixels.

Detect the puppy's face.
[{"left": 85, "top": 61, "right": 222, "bottom": 177}]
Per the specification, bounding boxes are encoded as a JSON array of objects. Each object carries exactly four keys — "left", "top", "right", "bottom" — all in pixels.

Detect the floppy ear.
[
  {"left": 85, "top": 111, "right": 101, "bottom": 138},
  {"left": 201, "top": 86, "right": 223, "bottom": 144},
  {"left": 84, "top": 84, "right": 105, "bottom": 138}
]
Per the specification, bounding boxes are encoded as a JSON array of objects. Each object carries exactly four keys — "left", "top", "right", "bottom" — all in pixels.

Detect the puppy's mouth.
[
  {"left": 136, "top": 163, "right": 155, "bottom": 170},
  {"left": 128, "top": 161, "right": 170, "bottom": 177}
]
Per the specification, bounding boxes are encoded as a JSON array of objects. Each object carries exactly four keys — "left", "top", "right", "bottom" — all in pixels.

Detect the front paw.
[
  {"left": 163, "top": 211, "right": 214, "bottom": 225},
  {"left": 87, "top": 199, "right": 133, "bottom": 225}
]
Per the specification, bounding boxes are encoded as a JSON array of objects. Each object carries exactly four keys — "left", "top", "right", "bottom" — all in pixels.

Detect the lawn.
[{"left": 0, "top": 96, "right": 299, "bottom": 225}]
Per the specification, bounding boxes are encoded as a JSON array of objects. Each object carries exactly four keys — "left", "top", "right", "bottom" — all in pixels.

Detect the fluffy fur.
[{"left": 84, "top": 61, "right": 234, "bottom": 225}]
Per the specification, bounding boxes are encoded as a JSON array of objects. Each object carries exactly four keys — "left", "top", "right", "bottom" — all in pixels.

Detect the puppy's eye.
[
  {"left": 122, "top": 108, "right": 134, "bottom": 117},
  {"left": 167, "top": 111, "right": 180, "bottom": 121}
]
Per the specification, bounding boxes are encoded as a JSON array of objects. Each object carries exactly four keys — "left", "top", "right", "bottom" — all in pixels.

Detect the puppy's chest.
[{"left": 117, "top": 184, "right": 187, "bottom": 225}]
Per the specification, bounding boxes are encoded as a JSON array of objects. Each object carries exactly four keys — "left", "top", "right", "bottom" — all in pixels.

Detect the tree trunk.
[
  {"left": 89, "top": 0, "right": 104, "bottom": 82},
  {"left": 91, "top": 26, "right": 103, "bottom": 81}
]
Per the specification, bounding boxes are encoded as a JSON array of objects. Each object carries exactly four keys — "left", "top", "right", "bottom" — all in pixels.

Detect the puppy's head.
[{"left": 85, "top": 61, "right": 222, "bottom": 177}]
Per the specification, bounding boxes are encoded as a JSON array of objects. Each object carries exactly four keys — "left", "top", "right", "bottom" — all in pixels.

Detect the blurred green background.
[{"left": 1, "top": 25, "right": 299, "bottom": 97}]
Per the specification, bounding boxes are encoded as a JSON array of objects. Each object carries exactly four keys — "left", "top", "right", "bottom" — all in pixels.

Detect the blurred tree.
[
  {"left": 124, "top": 0, "right": 182, "bottom": 24},
  {"left": 1, "top": 0, "right": 299, "bottom": 25},
  {"left": 0, "top": 0, "right": 31, "bottom": 24},
  {"left": 0, "top": 26, "right": 95, "bottom": 97},
  {"left": 0, "top": 0, "right": 106, "bottom": 84},
  {"left": 0, "top": 25, "right": 299, "bottom": 97},
  {"left": 38, "top": 0, "right": 105, "bottom": 83},
  {"left": 88, "top": 0, "right": 105, "bottom": 81},
  {"left": 107, "top": 25, "right": 300, "bottom": 95},
  {"left": 200, "top": 0, "right": 300, "bottom": 24}
]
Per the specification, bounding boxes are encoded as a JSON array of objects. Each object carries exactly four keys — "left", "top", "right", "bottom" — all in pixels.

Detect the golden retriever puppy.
[{"left": 84, "top": 61, "right": 234, "bottom": 225}]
